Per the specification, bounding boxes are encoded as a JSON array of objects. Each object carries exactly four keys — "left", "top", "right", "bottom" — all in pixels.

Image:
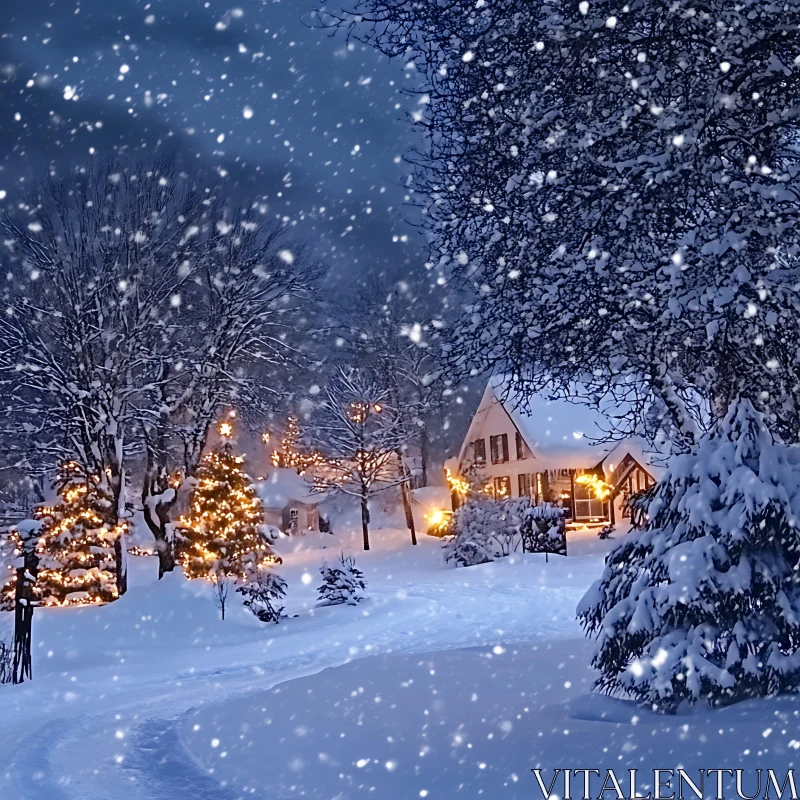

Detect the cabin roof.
[
  {"left": 462, "top": 377, "right": 663, "bottom": 475},
  {"left": 255, "top": 468, "right": 320, "bottom": 509}
]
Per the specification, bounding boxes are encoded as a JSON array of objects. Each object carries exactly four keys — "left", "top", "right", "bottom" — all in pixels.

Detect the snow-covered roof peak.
[
  {"left": 488, "top": 376, "right": 657, "bottom": 473},
  {"left": 256, "top": 468, "right": 320, "bottom": 508}
]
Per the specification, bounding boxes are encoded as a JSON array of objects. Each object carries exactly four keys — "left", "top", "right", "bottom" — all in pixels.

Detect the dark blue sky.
[{"left": 0, "top": 0, "right": 424, "bottom": 280}]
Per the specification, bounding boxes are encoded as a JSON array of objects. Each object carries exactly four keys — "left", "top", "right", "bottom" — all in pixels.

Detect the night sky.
[{"left": 0, "top": 0, "right": 424, "bottom": 282}]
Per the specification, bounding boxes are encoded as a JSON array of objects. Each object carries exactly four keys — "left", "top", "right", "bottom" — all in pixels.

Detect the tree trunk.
[
  {"left": 419, "top": 422, "right": 430, "bottom": 488},
  {"left": 401, "top": 470, "right": 417, "bottom": 546},
  {"left": 143, "top": 496, "right": 176, "bottom": 579},
  {"left": 361, "top": 493, "right": 370, "bottom": 551},
  {"left": 13, "top": 546, "right": 39, "bottom": 684},
  {"left": 114, "top": 535, "right": 128, "bottom": 597}
]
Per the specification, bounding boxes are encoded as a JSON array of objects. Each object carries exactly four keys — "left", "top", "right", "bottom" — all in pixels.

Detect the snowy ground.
[{"left": 0, "top": 523, "right": 797, "bottom": 799}]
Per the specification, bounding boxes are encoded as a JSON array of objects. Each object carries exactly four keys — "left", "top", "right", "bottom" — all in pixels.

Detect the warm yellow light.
[
  {"left": 576, "top": 473, "right": 614, "bottom": 501},
  {"left": 445, "top": 468, "right": 470, "bottom": 497},
  {"left": 219, "top": 421, "right": 233, "bottom": 438},
  {"left": 429, "top": 509, "right": 445, "bottom": 525}
]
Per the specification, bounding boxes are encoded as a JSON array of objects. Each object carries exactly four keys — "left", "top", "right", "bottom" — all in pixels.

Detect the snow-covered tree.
[
  {"left": 444, "top": 498, "right": 528, "bottom": 567},
  {"left": 316, "top": 554, "right": 367, "bottom": 606},
  {"left": 579, "top": 400, "right": 800, "bottom": 712},
  {"left": 237, "top": 571, "right": 287, "bottom": 623},
  {"left": 323, "top": 0, "right": 800, "bottom": 447},
  {"left": 175, "top": 427, "right": 279, "bottom": 583},
  {"left": 0, "top": 159, "right": 320, "bottom": 583},
  {"left": 334, "top": 278, "right": 447, "bottom": 486},
  {"left": 0, "top": 160, "right": 205, "bottom": 593},
  {"left": 308, "top": 367, "right": 409, "bottom": 550},
  {"left": 2, "top": 461, "right": 122, "bottom": 608},
  {"left": 139, "top": 204, "right": 322, "bottom": 578}
]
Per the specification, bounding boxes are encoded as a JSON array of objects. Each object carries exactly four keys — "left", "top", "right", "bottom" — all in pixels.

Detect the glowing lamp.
[
  {"left": 219, "top": 421, "right": 233, "bottom": 438},
  {"left": 429, "top": 509, "right": 445, "bottom": 526}
]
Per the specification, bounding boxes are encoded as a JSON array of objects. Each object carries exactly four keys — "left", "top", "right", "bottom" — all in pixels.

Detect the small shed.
[{"left": 255, "top": 469, "right": 323, "bottom": 535}]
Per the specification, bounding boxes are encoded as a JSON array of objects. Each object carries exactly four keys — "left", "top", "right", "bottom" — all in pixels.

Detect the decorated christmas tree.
[
  {"left": 579, "top": 399, "right": 800, "bottom": 711},
  {"left": 269, "top": 415, "right": 326, "bottom": 474},
  {"left": 2, "top": 461, "right": 122, "bottom": 608},
  {"left": 176, "top": 425, "right": 279, "bottom": 583}
]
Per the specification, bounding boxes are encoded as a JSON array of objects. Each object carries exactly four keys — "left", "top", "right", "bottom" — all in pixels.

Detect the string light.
[
  {"left": 2, "top": 461, "right": 123, "bottom": 608},
  {"left": 219, "top": 421, "right": 233, "bottom": 438},
  {"left": 446, "top": 468, "right": 470, "bottom": 498},
  {"left": 176, "top": 435, "right": 280, "bottom": 583},
  {"left": 269, "top": 416, "right": 327, "bottom": 475}
]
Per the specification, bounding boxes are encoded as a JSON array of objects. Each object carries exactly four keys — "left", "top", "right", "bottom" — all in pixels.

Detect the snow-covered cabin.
[
  {"left": 256, "top": 469, "right": 322, "bottom": 534},
  {"left": 449, "top": 378, "right": 660, "bottom": 525}
]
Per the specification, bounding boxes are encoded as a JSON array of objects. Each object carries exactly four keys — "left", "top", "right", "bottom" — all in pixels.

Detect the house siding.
[{"left": 458, "top": 386, "right": 541, "bottom": 501}]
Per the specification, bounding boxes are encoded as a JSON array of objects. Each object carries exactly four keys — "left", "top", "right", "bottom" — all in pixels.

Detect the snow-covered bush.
[
  {"left": 444, "top": 498, "right": 525, "bottom": 567},
  {"left": 579, "top": 400, "right": 800, "bottom": 712},
  {"left": 0, "top": 638, "right": 12, "bottom": 684},
  {"left": 521, "top": 502, "right": 567, "bottom": 555},
  {"left": 237, "top": 571, "right": 287, "bottom": 624},
  {"left": 316, "top": 554, "right": 367, "bottom": 606}
]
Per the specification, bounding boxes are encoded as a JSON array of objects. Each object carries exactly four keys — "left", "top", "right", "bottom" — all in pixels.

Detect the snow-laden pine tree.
[
  {"left": 316, "top": 554, "right": 367, "bottom": 606},
  {"left": 324, "top": 0, "right": 800, "bottom": 446},
  {"left": 578, "top": 399, "right": 800, "bottom": 711}
]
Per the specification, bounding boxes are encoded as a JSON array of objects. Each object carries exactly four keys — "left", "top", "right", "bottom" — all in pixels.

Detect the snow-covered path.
[{"left": 0, "top": 528, "right": 604, "bottom": 799}]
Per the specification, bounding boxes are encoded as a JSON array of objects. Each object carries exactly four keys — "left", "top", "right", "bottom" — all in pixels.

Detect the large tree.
[
  {"left": 323, "top": 0, "right": 800, "bottom": 443},
  {"left": 334, "top": 278, "right": 445, "bottom": 485},
  {"left": 139, "top": 203, "right": 321, "bottom": 577},
  {"left": 0, "top": 159, "right": 321, "bottom": 581},
  {"left": 0, "top": 159, "right": 201, "bottom": 593}
]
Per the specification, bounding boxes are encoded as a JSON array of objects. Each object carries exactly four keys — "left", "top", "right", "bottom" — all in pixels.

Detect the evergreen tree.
[
  {"left": 238, "top": 572, "right": 287, "bottom": 623},
  {"left": 316, "top": 554, "right": 367, "bottom": 606},
  {"left": 578, "top": 400, "right": 800, "bottom": 712},
  {"left": 2, "top": 461, "right": 121, "bottom": 607},
  {"left": 175, "top": 430, "right": 279, "bottom": 583}
]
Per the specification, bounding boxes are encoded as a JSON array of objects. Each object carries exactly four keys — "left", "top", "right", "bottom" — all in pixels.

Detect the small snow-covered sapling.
[
  {"left": 237, "top": 571, "right": 287, "bottom": 623},
  {"left": 598, "top": 524, "right": 614, "bottom": 540},
  {"left": 316, "top": 554, "right": 367, "bottom": 606}
]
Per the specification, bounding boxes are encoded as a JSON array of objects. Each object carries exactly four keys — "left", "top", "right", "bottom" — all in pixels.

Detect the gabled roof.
[
  {"left": 461, "top": 377, "right": 662, "bottom": 475},
  {"left": 255, "top": 468, "right": 321, "bottom": 509}
]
